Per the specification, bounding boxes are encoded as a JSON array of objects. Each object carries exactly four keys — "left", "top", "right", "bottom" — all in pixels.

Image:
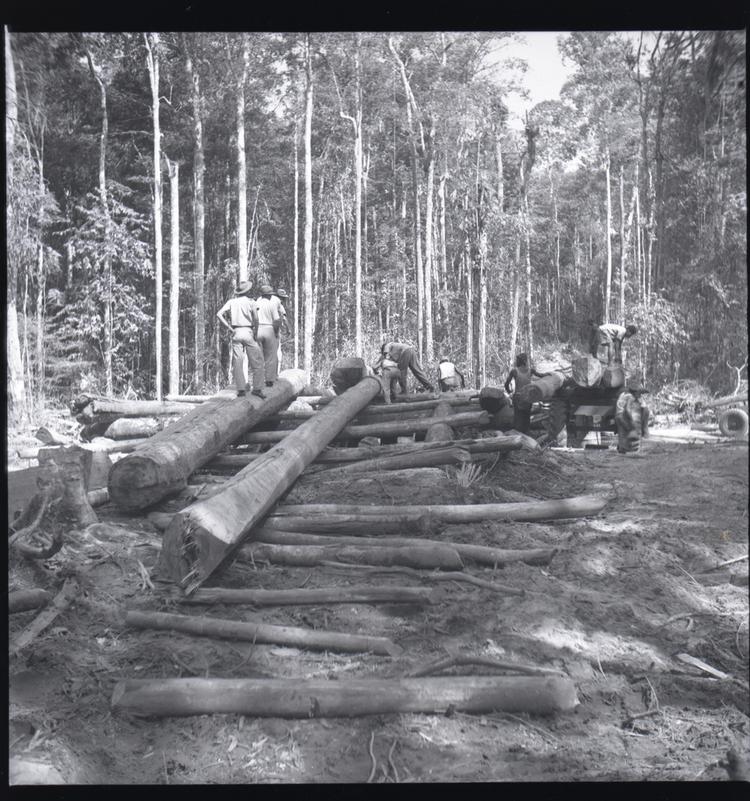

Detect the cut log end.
[{"left": 108, "top": 455, "right": 187, "bottom": 510}]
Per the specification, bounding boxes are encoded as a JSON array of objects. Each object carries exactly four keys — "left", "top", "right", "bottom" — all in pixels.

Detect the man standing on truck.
[
  {"left": 615, "top": 377, "right": 651, "bottom": 453},
  {"left": 588, "top": 321, "right": 638, "bottom": 366},
  {"left": 504, "top": 353, "right": 547, "bottom": 435}
]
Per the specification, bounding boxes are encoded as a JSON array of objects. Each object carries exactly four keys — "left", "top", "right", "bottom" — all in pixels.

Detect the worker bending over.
[
  {"left": 375, "top": 342, "right": 434, "bottom": 395},
  {"left": 216, "top": 280, "right": 266, "bottom": 399},
  {"left": 615, "top": 378, "right": 650, "bottom": 453},
  {"left": 437, "top": 358, "right": 466, "bottom": 392},
  {"left": 589, "top": 321, "right": 638, "bottom": 366}
]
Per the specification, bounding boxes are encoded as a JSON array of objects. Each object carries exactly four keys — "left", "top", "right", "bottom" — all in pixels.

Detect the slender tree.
[
  {"left": 303, "top": 34, "right": 314, "bottom": 378},
  {"left": 166, "top": 157, "right": 180, "bottom": 395}
]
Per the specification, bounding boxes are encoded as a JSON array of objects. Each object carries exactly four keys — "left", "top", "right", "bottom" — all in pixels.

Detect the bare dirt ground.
[{"left": 8, "top": 429, "right": 749, "bottom": 784}]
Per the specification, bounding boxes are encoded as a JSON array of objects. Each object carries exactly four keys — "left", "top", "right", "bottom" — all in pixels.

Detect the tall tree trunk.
[
  {"left": 604, "top": 149, "right": 612, "bottom": 324},
  {"left": 303, "top": 35, "right": 314, "bottom": 378},
  {"left": 145, "top": 34, "right": 163, "bottom": 400},
  {"left": 478, "top": 234, "right": 487, "bottom": 387},
  {"left": 465, "top": 236, "right": 473, "bottom": 386},
  {"left": 508, "top": 235, "right": 521, "bottom": 364},
  {"left": 437, "top": 166, "right": 448, "bottom": 312},
  {"left": 635, "top": 163, "right": 643, "bottom": 303},
  {"left": 523, "top": 197, "right": 533, "bottom": 359},
  {"left": 618, "top": 165, "right": 626, "bottom": 322},
  {"left": 166, "top": 158, "right": 180, "bottom": 396},
  {"left": 237, "top": 35, "right": 250, "bottom": 283},
  {"left": 353, "top": 36, "right": 364, "bottom": 357},
  {"left": 183, "top": 36, "right": 206, "bottom": 389},
  {"left": 35, "top": 147, "right": 46, "bottom": 406},
  {"left": 423, "top": 138, "right": 435, "bottom": 361},
  {"left": 293, "top": 120, "right": 300, "bottom": 369}
]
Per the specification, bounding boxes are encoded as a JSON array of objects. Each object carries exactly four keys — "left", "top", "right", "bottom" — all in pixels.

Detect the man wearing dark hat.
[
  {"left": 216, "top": 280, "right": 266, "bottom": 398},
  {"left": 615, "top": 377, "right": 650, "bottom": 453},
  {"left": 255, "top": 284, "right": 281, "bottom": 385}
]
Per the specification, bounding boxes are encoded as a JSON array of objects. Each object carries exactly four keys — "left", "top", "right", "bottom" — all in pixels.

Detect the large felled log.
[
  {"left": 124, "top": 609, "right": 401, "bottom": 656},
  {"left": 319, "top": 446, "right": 471, "bottom": 475},
  {"left": 273, "top": 494, "right": 609, "bottom": 524},
  {"left": 241, "top": 410, "right": 490, "bottom": 445},
  {"left": 314, "top": 389, "right": 479, "bottom": 407},
  {"left": 262, "top": 512, "right": 440, "bottom": 534},
  {"left": 425, "top": 400, "right": 455, "bottom": 443},
  {"left": 9, "top": 588, "right": 52, "bottom": 614},
  {"left": 111, "top": 675, "right": 578, "bottom": 718},
  {"left": 252, "top": 529, "right": 557, "bottom": 567},
  {"left": 479, "top": 387, "right": 509, "bottom": 414},
  {"left": 516, "top": 372, "right": 567, "bottom": 405},
  {"left": 158, "top": 376, "right": 383, "bottom": 591},
  {"left": 108, "top": 369, "right": 307, "bottom": 511},
  {"left": 90, "top": 399, "right": 196, "bottom": 416},
  {"left": 104, "top": 417, "right": 171, "bottom": 440},
  {"left": 178, "top": 586, "right": 435, "bottom": 606}
]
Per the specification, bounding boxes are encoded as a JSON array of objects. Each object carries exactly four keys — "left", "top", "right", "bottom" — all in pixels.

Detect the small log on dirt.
[
  {"left": 240, "top": 409, "right": 490, "bottom": 444},
  {"left": 90, "top": 399, "right": 196, "bottom": 416},
  {"left": 111, "top": 675, "right": 578, "bottom": 718},
  {"left": 108, "top": 369, "right": 307, "bottom": 511},
  {"left": 262, "top": 512, "right": 442, "bottom": 534},
  {"left": 273, "top": 494, "right": 608, "bottom": 524},
  {"left": 252, "top": 529, "right": 557, "bottom": 567},
  {"left": 8, "top": 588, "right": 52, "bottom": 614},
  {"left": 425, "top": 400, "right": 455, "bottom": 443},
  {"left": 158, "top": 376, "right": 383, "bottom": 591},
  {"left": 244, "top": 542, "right": 465, "bottom": 570},
  {"left": 177, "top": 586, "right": 435, "bottom": 606},
  {"left": 516, "top": 372, "right": 567, "bottom": 405},
  {"left": 104, "top": 417, "right": 171, "bottom": 440},
  {"left": 124, "top": 609, "right": 401, "bottom": 657},
  {"left": 10, "top": 578, "right": 79, "bottom": 656}
]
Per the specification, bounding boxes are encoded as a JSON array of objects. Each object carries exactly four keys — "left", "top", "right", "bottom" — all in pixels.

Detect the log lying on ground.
[
  {"left": 108, "top": 369, "right": 307, "bottom": 511},
  {"left": 318, "top": 446, "right": 472, "bottom": 475},
  {"left": 515, "top": 372, "right": 566, "bottom": 405},
  {"left": 9, "top": 588, "right": 52, "bottom": 614},
  {"left": 111, "top": 675, "right": 578, "bottom": 718},
  {"left": 124, "top": 609, "right": 401, "bottom": 656},
  {"left": 702, "top": 393, "right": 748, "bottom": 409},
  {"left": 262, "top": 512, "right": 441, "bottom": 534},
  {"left": 252, "top": 529, "right": 557, "bottom": 567},
  {"left": 479, "top": 387, "right": 509, "bottom": 414},
  {"left": 241, "top": 410, "right": 491, "bottom": 445},
  {"left": 104, "top": 417, "right": 172, "bottom": 440},
  {"left": 178, "top": 585, "right": 435, "bottom": 606},
  {"left": 314, "top": 389, "right": 479, "bottom": 406},
  {"left": 10, "top": 578, "right": 79, "bottom": 656},
  {"left": 273, "top": 494, "right": 609, "bottom": 524},
  {"left": 425, "top": 400, "right": 455, "bottom": 443},
  {"left": 158, "top": 376, "right": 383, "bottom": 591},
  {"left": 17, "top": 438, "right": 148, "bottom": 460},
  {"left": 90, "top": 399, "right": 196, "bottom": 416}
]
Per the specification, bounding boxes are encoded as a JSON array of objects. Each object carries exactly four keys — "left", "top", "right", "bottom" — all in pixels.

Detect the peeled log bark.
[
  {"left": 90, "top": 399, "right": 195, "bottom": 416},
  {"left": 9, "top": 588, "right": 52, "bottom": 614},
  {"left": 516, "top": 372, "right": 566, "bottom": 405},
  {"left": 124, "top": 609, "right": 401, "bottom": 657},
  {"left": 158, "top": 376, "right": 383, "bottom": 591},
  {"left": 108, "top": 369, "right": 307, "bottom": 511},
  {"left": 104, "top": 417, "right": 170, "bottom": 440},
  {"left": 241, "top": 410, "right": 490, "bottom": 445},
  {"left": 274, "top": 494, "right": 609, "bottom": 524},
  {"left": 426, "top": 400, "right": 455, "bottom": 443},
  {"left": 111, "top": 675, "right": 578, "bottom": 718},
  {"left": 178, "top": 586, "right": 435, "bottom": 606}
]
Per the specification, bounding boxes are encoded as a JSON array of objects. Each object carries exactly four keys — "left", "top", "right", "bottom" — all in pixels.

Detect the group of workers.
[
  {"left": 220, "top": 277, "right": 649, "bottom": 455},
  {"left": 217, "top": 281, "right": 290, "bottom": 398}
]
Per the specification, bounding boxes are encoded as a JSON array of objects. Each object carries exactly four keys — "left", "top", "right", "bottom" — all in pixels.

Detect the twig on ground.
[
  {"left": 658, "top": 611, "right": 731, "bottom": 628},
  {"left": 623, "top": 708, "right": 662, "bottom": 728},
  {"left": 387, "top": 739, "right": 399, "bottom": 783},
  {"left": 406, "top": 654, "right": 564, "bottom": 678},
  {"left": 162, "top": 751, "right": 169, "bottom": 784},
  {"left": 676, "top": 564, "right": 701, "bottom": 587},
  {"left": 486, "top": 711, "right": 560, "bottom": 744},
  {"left": 704, "top": 554, "right": 748, "bottom": 572},
  {"left": 367, "top": 732, "right": 377, "bottom": 783},
  {"left": 645, "top": 676, "right": 660, "bottom": 711}
]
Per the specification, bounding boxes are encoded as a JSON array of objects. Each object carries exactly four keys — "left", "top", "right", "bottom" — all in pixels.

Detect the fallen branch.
[
  {"left": 10, "top": 578, "right": 79, "bottom": 656},
  {"left": 406, "top": 654, "right": 565, "bottom": 678},
  {"left": 111, "top": 675, "right": 578, "bottom": 718},
  {"left": 124, "top": 609, "right": 401, "bottom": 657},
  {"left": 8, "top": 588, "right": 52, "bottom": 614},
  {"left": 176, "top": 585, "right": 435, "bottom": 606}
]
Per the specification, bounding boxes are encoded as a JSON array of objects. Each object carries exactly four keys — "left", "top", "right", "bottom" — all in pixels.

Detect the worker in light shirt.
[
  {"left": 437, "top": 357, "right": 465, "bottom": 392},
  {"left": 216, "top": 280, "right": 266, "bottom": 398},
  {"left": 272, "top": 288, "right": 291, "bottom": 369},
  {"left": 255, "top": 284, "right": 281, "bottom": 386}
]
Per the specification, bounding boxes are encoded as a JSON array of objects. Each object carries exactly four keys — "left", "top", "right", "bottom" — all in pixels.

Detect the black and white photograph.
[{"left": 6, "top": 26, "right": 748, "bottom": 784}]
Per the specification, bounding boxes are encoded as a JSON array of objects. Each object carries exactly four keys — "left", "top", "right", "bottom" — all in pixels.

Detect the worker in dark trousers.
[
  {"left": 504, "top": 353, "right": 546, "bottom": 435},
  {"left": 216, "top": 280, "right": 266, "bottom": 399},
  {"left": 615, "top": 378, "right": 650, "bottom": 453},
  {"left": 375, "top": 342, "right": 435, "bottom": 394},
  {"left": 437, "top": 358, "right": 466, "bottom": 392},
  {"left": 588, "top": 321, "right": 638, "bottom": 366}
]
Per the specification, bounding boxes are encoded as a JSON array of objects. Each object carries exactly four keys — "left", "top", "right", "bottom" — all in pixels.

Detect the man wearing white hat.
[
  {"left": 255, "top": 284, "right": 281, "bottom": 385},
  {"left": 216, "top": 281, "right": 266, "bottom": 398},
  {"left": 272, "top": 288, "right": 291, "bottom": 368}
]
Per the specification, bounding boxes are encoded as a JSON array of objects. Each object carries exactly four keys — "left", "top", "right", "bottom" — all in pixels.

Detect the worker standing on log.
[
  {"left": 255, "top": 285, "right": 281, "bottom": 386},
  {"left": 588, "top": 321, "right": 638, "bottom": 366},
  {"left": 504, "top": 353, "right": 546, "bottom": 435},
  {"left": 375, "top": 342, "right": 435, "bottom": 394},
  {"left": 437, "top": 357, "right": 466, "bottom": 392},
  {"left": 271, "top": 288, "right": 291, "bottom": 369},
  {"left": 615, "top": 378, "right": 650, "bottom": 454},
  {"left": 373, "top": 355, "right": 401, "bottom": 404},
  {"left": 216, "top": 281, "right": 267, "bottom": 399}
]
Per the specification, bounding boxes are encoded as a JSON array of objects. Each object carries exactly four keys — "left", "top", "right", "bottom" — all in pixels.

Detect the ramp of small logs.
[
  {"left": 158, "top": 375, "right": 384, "bottom": 592},
  {"left": 107, "top": 368, "right": 307, "bottom": 511}
]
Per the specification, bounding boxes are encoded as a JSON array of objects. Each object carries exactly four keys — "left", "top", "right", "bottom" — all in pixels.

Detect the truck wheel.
[
  {"left": 718, "top": 408, "right": 749, "bottom": 439},
  {"left": 544, "top": 398, "right": 568, "bottom": 444}
]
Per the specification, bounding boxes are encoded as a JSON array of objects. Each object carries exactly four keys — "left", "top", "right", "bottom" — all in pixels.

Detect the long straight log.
[
  {"left": 262, "top": 513, "right": 439, "bottom": 533},
  {"left": 178, "top": 586, "right": 435, "bottom": 606},
  {"left": 318, "top": 446, "right": 472, "bottom": 475},
  {"left": 104, "top": 417, "right": 171, "bottom": 440},
  {"left": 241, "top": 410, "right": 490, "bottom": 445},
  {"left": 313, "top": 389, "right": 479, "bottom": 407},
  {"left": 111, "top": 675, "right": 578, "bottom": 718},
  {"left": 17, "top": 437, "right": 148, "bottom": 461},
  {"left": 124, "top": 609, "right": 401, "bottom": 656},
  {"left": 108, "top": 369, "right": 307, "bottom": 511},
  {"left": 90, "top": 399, "right": 196, "bottom": 416},
  {"left": 252, "top": 529, "right": 557, "bottom": 566},
  {"left": 158, "top": 376, "right": 384, "bottom": 591},
  {"left": 273, "top": 494, "right": 609, "bottom": 523},
  {"left": 703, "top": 393, "right": 748, "bottom": 409}
]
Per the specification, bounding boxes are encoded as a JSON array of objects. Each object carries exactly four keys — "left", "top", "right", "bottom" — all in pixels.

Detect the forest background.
[{"left": 5, "top": 29, "right": 747, "bottom": 425}]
